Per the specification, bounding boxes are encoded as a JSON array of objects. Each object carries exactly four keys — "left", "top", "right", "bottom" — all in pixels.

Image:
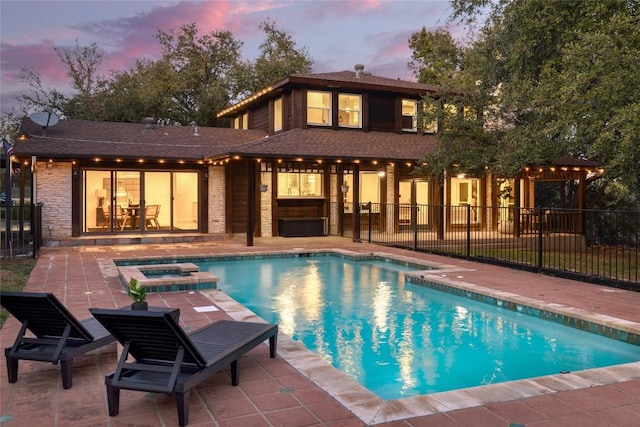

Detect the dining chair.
[
  {"left": 101, "top": 205, "right": 111, "bottom": 229},
  {"left": 144, "top": 204, "right": 160, "bottom": 229},
  {"left": 117, "top": 205, "right": 132, "bottom": 230}
]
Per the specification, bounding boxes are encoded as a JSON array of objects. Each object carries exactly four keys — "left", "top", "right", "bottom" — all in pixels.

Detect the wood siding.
[
  {"left": 276, "top": 199, "right": 325, "bottom": 219},
  {"left": 368, "top": 93, "right": 396, "bottom": 132},
  {"left": 229, "top": 160, "right": 249, "bottom": 233},
  {"left": 252, "top": 104, "right": 269, "bottom": 132}
]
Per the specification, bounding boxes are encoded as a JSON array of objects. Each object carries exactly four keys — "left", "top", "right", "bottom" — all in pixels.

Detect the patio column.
[
  {"left": 353, "top": 165, "right": 361, "bottom": 242},
  {"left": 247, "top": 161, "right": 256, "bottom": 246}
]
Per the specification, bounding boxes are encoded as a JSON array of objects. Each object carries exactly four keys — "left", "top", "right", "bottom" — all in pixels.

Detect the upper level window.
[
  {"left": 233, "top": 116, "right": 240, "bottom": 129},
  {"left": 242, "top": 111, "right": 249, "bottom": 130},
  {"left": 307, "top": 91, "right": 331, "bottom": 126},
  {"left": 402, "top": 99, "right": 418, "bottom": 131},
  {"left": 443, "top": 103, "right": 459, "bottom": 131},
  {"left": 402, "top": 99, "right": 438, "bottom": 133},
  {"left": 273, "top": 97, "right": 283, "bottom": 131},
  {"left": 338, "top": 94, "right": 361, "bottom": 128},
  {"left": 464, "top": 105, "right": 477, "bottom": 122},
  {"left": 423, "top": 100, "right": 438, "bottom": 133}
]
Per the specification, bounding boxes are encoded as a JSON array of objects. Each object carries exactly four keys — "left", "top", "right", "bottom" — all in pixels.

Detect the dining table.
[{"left": 125, "top": 205, "right": 141, "bottom": 229}]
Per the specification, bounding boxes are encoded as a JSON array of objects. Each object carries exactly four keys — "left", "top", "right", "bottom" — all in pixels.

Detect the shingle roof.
[
  {"left": 548, "top": 155, "right": 601, "bottom": 168},
  {"left": 14, "top": 118, "right": 436, "bottom": 162},
  {"left": 284, "top": 71, "right": 443, "bottom": 94},
  {"left": 231, "top": 128, "right": 438, "bottom": 161},
  {"left": 218, "top": 70, "right": 450, "bottom": 117},
  {"left": 15, "top": 118, "right": 267, "bottom": 160}
]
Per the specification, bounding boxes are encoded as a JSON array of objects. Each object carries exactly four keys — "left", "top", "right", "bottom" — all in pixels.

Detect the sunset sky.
[{"left": 1, "top": 0, "right": 467, "bottom": 115}]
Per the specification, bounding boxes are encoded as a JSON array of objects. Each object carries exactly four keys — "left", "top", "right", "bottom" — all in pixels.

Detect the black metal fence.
[
  {"left": 0, "top": 203, "right": 42, "bottom": 259},
  {"left": 331, "top": 203, "right": 639, "bottom": 290}
]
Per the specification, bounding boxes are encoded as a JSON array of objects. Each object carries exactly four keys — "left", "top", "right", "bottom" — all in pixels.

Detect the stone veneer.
[
  {"left": 35, "top": 161, "right": 73, "bottom": 241},
  {"left": 207, "top": 165, "right": 226, "bottom": 234},
  {"left": 260, "top": 171, "right": 273, "bottom": 236}
]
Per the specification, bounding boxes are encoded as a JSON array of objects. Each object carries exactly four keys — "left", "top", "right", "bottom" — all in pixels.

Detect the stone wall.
[
  {"left": 260, "top": 172, "right": 273, "bottom": 236},
  {"left": 207, "top": 165, "right": 226, "bottom": 234},
  {"left": 36, "top": 161, "right": 72, "bottom": 241}
]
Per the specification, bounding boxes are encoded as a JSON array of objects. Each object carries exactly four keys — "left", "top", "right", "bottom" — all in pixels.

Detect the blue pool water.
[{"left": 196, "top": 254, "right": 640, "bottom": 400}]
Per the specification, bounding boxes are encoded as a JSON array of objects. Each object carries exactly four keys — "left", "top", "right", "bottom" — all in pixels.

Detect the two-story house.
[{"left": 9, "top": 65, "right": 599, "bottom": 245}]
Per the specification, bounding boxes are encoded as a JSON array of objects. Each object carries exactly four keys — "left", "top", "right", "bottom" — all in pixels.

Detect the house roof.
[
  {"left": 546, "top": 155, "right": 601, "bottom": 168},
  {"left": 218, "top": 69, "right": 448, "bottom": 117},
  {"left": 231, "top": 128, "right": 438, "bottom": 162},
  {"left": 284, "top": 70, "right": 442, "bottom": 94},
  {"left": 15, "top": 118, "right": 267, "bottom": 161},
  {"left": 14, "top": 118, "right": 436, "bottom": 163}
]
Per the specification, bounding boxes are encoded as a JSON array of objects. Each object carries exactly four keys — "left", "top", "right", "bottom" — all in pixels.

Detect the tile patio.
[{"left": 1, "top": 236, "right": 640, "bottom": 426}]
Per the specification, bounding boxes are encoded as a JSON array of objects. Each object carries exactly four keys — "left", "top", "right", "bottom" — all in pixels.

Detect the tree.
[
  {"left": 415, "top": 0, "right": 640, "bottom": 208},
  {"left": 150, "top": 23, "right": 246, "bottom": 126},
  {"left": 99, "top": 59, "right": 179, "bottom": 123},
  {"left": 408, "top": 28, "right": 462, "bottom": 87},
  {"left": 15, "top": 68, "right": 69, "bottom": 118},
  {"left": 16, "top": 42, "right": 105, "bottom": 119},
  {"left": 12, "top": 21, "right": 315, "bottom": 127},
  {"left": 57, "top": 42, "right": 106, "bottom": 120},
  {"left": 241, "top": 19, "right": 314, "bottom": 95}
]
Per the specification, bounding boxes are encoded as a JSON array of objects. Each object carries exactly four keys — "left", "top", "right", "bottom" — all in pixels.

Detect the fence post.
[
  {"left": 367, "top": 202, "right": 372, "bottom": 243},
  {"left": 413, "top": 203, "right": 418, "bottom": 251},
  {"left": 466, "top": 204, "right": 471, "bottom": 258},
  {"left": 537, "top": 207, "right": 543, "bottom": 272}
]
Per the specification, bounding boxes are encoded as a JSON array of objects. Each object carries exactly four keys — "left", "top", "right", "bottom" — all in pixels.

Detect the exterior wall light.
[{"left": 260, "top": 184, "right": 269, "bottom": 193}]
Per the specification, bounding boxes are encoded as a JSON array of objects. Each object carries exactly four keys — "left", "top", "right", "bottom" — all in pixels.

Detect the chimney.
[{"left": 354, "top": 64, "right": 365, "bottom": 78}]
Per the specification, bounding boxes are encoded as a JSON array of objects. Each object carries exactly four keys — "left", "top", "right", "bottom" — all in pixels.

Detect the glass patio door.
[
  {"left": 83, "top": 170, "right": 142, "bottom": 232},
  {"left": 399, "top": 180, "right": 430, "bottom": 227},
  {"left": 172, "top": 172, "right": 198, "bottom": 230},
  {"left": 143, "top": 172, "right": 170, "bottom": 231},
  {"left": 83, "top": 169, "right": 199, "bottom": 233},
  {"left": 450, "top": 177, "right": 481, "bottom": 225},
  {"left": 114, "top": 171, "right": 141, "bottom": 231}
]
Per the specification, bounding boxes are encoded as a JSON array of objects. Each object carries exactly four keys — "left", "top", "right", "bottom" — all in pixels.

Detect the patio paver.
[{"left": 1, "top": 236, "right": 640, "bottom": 426}]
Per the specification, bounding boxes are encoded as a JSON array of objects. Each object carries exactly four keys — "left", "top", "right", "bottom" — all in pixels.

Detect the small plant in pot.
[{"left": 128, "top": 278, "right": 148, "bottom": 310}]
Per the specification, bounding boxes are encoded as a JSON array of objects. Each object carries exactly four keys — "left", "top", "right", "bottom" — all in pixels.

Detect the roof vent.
[
  {"left": 354, "top": 64, "right": 365, "bottom": 78},
  {"left": 141, "top": 117, "right": 156, "bottom": 129}
]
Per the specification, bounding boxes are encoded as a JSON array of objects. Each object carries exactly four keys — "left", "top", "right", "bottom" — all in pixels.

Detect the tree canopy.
[
  {"left": 408, "top": 28, "right": 462, "bottom": 88},
  {"left": 13, "top": 20, "right": 314, "bottom": 127},
  {"left": 413, "top": 0, "right": 640, "bottom": 207}
]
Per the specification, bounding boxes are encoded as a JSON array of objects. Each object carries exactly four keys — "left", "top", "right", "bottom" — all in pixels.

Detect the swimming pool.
[{"left": 190, "top": 253, "right": 640, "bottom": 401}]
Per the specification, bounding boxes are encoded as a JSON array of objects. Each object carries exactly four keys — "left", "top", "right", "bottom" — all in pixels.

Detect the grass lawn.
[{"left": 1, "top": 257, "right": 37, "bottom": 328}]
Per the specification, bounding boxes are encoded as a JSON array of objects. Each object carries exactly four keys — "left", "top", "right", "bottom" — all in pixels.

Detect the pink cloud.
[
  {"left": 1, "top": 40, "right": 68, "bottom": 84},
  {"left": 61, "top": 0, "right": 271, "bottom": 75},
  {"left": 0, "top": 0, "right": 459, "bottom": 114}
]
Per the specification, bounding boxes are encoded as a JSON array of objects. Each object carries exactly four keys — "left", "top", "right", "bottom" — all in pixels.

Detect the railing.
[
  {"left": 0, "top": 203, "right": 42, "bottom": 259},
  {"left": 330, "top": 203, "right": 639, "bottom": 289}
]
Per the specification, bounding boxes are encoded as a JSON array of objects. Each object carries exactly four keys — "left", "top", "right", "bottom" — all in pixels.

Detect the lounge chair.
[
  {"left": 1, "top": 291, "right": 115, "bottom": 389},
  {"left": 89, "top": 308, "right": 278, "bottom": 427}
]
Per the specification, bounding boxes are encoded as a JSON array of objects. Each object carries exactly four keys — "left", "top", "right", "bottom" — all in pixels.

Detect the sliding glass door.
[
  {"left": 172, "top": 172, "right": 198, "bottom": 230},
  {"left": 83, "top": 169, "right": 199, "bottom": 233}
]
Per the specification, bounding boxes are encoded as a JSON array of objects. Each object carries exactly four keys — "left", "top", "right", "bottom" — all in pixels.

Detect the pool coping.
[
  {"left": 109, "top": 248, "right": 640, "bottom": 425},
  {"left": 117, "top": 262, "right": 219, "bottom": 292}
]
